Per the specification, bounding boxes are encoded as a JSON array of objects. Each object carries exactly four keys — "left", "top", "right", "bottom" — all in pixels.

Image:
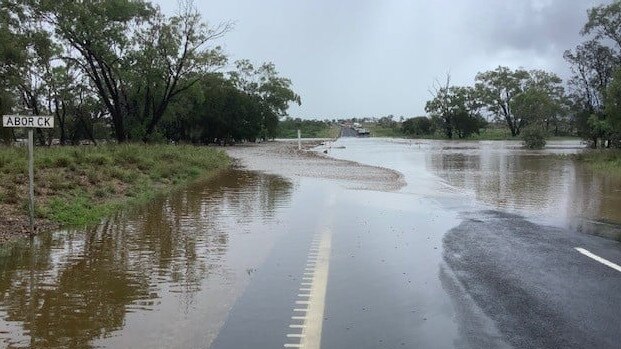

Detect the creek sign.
[
  {"left": 2, "top": 114, "right": 55, "bottom": 234},
  {"left": 3, "top": 115, "right": 54, "bottom": 129}
]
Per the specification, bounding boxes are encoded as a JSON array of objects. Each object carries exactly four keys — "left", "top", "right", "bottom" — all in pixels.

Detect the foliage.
[
  {"left": 605, "top": 67, "right": 621, "bottom": 139},
  {"left": 521, "top": 126, "right": 547, "bottom": 149},
  {"left": 364, "top": 123, "right": 405, "bottom": 138},
  {"left": 229, "top": 60, "right": 302, "bottom": 139},
  {"left": 0, "top": 0, "right": 299, "bottom": 144},
  {"left": 571, "top": 149, "right": 621, "bottom": 174},
  {"left": 402, "top": 116, "right": 433, "bottom": 136},
  {"left": 475, "top": 67, "right": 565, "bottom": 137},
  {"left": 425, "top": 79, "right": 486, "bottom": 139},
  {"left": 564, "top": 1, "right": 621, "bottom": 148}
]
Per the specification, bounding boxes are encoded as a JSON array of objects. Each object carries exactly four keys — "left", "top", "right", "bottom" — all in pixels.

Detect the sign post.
[{"left": 2, "top": 114, "right": 54, "bottom": 234}]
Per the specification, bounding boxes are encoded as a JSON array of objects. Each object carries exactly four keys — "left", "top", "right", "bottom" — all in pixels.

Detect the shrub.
[{"left": 522, "top": 126, "right": 547, "bottom": 149}]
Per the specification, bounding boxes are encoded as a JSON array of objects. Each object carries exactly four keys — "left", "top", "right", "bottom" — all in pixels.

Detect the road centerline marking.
[{"left": 575, "top": 247, "right": 621, "bottom": 273}]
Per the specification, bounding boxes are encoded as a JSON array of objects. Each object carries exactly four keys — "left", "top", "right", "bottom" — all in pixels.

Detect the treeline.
[
  {"left": 0, "top": 0, "right": 300, "bottom": 145},
  {"left": 421, "top": 1, "right": 621, "bottom": 148}
]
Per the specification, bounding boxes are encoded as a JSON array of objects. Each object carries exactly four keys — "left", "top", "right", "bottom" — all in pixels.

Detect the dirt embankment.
[{"left": 225, "top": 140, "right": 405, "bottom": 191}]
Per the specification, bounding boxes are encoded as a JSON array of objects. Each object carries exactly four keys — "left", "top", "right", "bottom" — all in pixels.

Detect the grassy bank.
[
  {"left": 0, "top": 144, "right": 229, "bottom": 239},
  {"left": 363, "top": 124, "right": 405, "bottom": 138},
  {"left": 570, "top": 149, "right": 621, "bottom": 175}
]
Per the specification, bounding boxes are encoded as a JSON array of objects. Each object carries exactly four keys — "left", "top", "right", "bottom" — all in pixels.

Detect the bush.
[
  {"left": 522, "top": 127, "right": 547, "bottom": 149},
  {"left": 402, "top": 116, "right": 433, "bottom": 136}
]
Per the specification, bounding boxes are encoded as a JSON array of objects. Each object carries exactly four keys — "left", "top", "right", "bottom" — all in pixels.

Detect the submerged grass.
[
  {"left": 0, "top": 144, "right": 229, "bottom": 228},
  {"left": 569, "top": 149, "right": 621, "bottom": 175}
]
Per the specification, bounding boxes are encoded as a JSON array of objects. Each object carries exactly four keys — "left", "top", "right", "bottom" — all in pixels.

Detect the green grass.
[
  {"left": 570, "top": 149, "right": 621, "bottom": 175},
  {"left": 0, "top": 144, "right": 230, "bottom": 227},
  {"left": 363, "top": 124, "right": 405, "bottom": 138},
  {"left": 464, "top": 127, "right": 517, "bottom": 140},
  {"left": 277, "top": 120, "right": 339, "bottom": 139}
]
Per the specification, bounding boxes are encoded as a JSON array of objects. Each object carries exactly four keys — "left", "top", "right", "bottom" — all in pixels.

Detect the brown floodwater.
[
  {"left": 0, "top": 138, "right": 620, "bottom": 348},
  {"left": 0, "top": 170, "right": 295, "bottom": 348},
  {"left": 327, "top": 138, "right": 621, "bottom": 237}
]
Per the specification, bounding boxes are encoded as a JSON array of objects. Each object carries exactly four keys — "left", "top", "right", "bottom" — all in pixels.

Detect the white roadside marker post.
[
  {"left": 2, "top": 114, "right": 55, "bottom": 234},
  {"left": 27, "top": 128, "right": 34, "bottom": 232},
  {"left": 298, "top": 129, "right": 302, "bottom": 150}
]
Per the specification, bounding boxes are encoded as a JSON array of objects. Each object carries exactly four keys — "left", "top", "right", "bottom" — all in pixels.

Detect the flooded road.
[
  {"left": 328, "top": 138, "right": 621, "bottom": 230},
  {"left": 0, "top": 138, "right": 620, "bottom": 348},
  {"left": 0, "top": 171, "right": 296, "bottom": 348}
]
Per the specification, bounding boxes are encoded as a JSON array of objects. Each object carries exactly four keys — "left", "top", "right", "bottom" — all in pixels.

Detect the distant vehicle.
[{"left": 356, "top": 128, "right": 370, "bottom": 136}]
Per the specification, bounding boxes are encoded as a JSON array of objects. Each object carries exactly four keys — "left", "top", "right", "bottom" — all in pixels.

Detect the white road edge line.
[
  {"left": 575, "top": 247, "right": 621, "bottom": 273},
  {"left": 298, "top": 226, "right": 331, "bottom": 349}
]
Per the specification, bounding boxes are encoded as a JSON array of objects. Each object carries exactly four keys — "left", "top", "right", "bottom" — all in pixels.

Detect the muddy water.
[
  {"left": 1, "top": 138, "right": 620, "bottom": 348},
  {"left": 328, "top": 138, "right": 621, "bottom": 235},
  {"left": 0, "top": 170, "right": 295, "bottom": 348}
]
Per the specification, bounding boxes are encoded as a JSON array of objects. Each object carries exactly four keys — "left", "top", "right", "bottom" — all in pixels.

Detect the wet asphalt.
[
  {"left": 443, "top": 210, "right": 621, "bottom": 349},
  {"left": 210, "top": 136, "right": 621, "bottom": 349}
]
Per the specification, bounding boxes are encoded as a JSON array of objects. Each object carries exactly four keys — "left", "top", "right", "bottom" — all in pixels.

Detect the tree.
[
  {"left": 19, "top": 0, "right": 229, "bottom": 143},
  {"left": 29, "top": 0, "right": 156, "bottom": 142},
  {"left": 402, "top": 116, "right": 433, "bottom": 136},
  {"left": 229, "top": 60, "right": 301, "bottom": 139},
  {"left": 564, "top": 1, "right": 621, "bottom": 147},
  {"left": 582, "top": 1, "right": 621, "bottom": 52},
  {"left": 564, "top": 40, "right": 617, "bottom": 114},
  {"left": 475, "top": 67, "right": 565, "bottom": 137},
  {"left": 510, "top": 88, "right": 561, "bottom": 132},
  {"left": 605, "top": 67, "right": 621, "bottom": 147},
  {"left": 128, "top": 1, "right": 230, "bottom": 141},
  {"left": 425, "top": 77, "right": 485, "bottom": 139},
  {"left": 475, "top": 66, "right": 530, "bottom": 136}
]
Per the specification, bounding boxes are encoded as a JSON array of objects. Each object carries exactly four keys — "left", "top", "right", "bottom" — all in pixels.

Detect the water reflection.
[
  {"left": 426, "top": 144, "right": 621, "bottom": 229},
  {"left": 0, "top": 170, "right": 293, "bottom": 348}
]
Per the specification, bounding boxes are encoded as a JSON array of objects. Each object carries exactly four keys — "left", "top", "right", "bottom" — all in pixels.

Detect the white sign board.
[{"left": 2, "top": 115, "right": 54, "bottom": 128}]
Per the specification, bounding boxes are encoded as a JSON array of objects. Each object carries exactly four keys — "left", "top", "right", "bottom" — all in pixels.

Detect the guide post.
[{"left": 2, "top": 114, "right": 55, "bottom": 234}]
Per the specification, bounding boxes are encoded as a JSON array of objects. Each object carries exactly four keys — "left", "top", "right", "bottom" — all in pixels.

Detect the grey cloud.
[{"left": 154, "top": 0, "right": 603, "bottom": 118}]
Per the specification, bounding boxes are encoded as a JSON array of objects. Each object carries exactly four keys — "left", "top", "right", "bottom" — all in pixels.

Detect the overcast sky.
[{"left": 154, "top": 0, "right": 602, "bottom": 119}]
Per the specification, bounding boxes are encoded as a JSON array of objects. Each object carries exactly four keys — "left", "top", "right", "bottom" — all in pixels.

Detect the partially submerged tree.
[{"left": 425, "top": 76, "right": 485, "bottom": 139}]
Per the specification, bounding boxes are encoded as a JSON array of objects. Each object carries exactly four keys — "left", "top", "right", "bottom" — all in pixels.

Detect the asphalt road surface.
[
  {"left": 340, "top": 127, "right": 359, "bottom": 137},
  {"left": 210, "top": 138, "right": 621, "bottom": 349}
]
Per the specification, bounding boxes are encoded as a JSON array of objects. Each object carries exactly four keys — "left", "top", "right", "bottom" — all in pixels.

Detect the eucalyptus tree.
[
  {"left": 229, "top": 60, "right": 301, "bottom": 139},
  {"left": 563, "top": 40, "right": 617, "bottom": 114},
  {"left": 564, "top": 1, "right": 621, "bottom": 147},
  {"left": 127, "top": 1, "right": 230, "bottom": 141},
  {"left": 475, "top": 67, "right": 565, "bottom": 136},
  {"left": 474, "top": 67, "right": 531, "bottom": 137},
  {"left": 1, "top": 0, "right": 67, "bottom": 144},
  {"left": 25, "top": 0, "right": 156, "bottom": 142},
  {"left": 19, "top": 0, "right": 229, "bottom": 142},
  {"left": 425, "top": 76, "right": 485, "bottom": 139},
  {"left": 605, "top": 67, "right": 621, "bottom": 147}
]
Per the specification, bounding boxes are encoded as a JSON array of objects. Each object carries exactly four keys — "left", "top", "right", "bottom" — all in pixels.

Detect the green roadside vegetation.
[
  {"left": 0, "top": 144, "right": 229, "bottom": 227},
  {"left": 364, "top": 123, "right": 406, "bottom": 138},
  {"left": 568, "top": 150, "right": 621, "bottom": 175},
  {"left": 276, "top": 118, "right": 340, "bottom": 139}
]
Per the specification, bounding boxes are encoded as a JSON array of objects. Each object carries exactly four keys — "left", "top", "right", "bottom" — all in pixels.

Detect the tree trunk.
[{"left": 111, "top": 110, "right": 126, "bottom": 143}]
